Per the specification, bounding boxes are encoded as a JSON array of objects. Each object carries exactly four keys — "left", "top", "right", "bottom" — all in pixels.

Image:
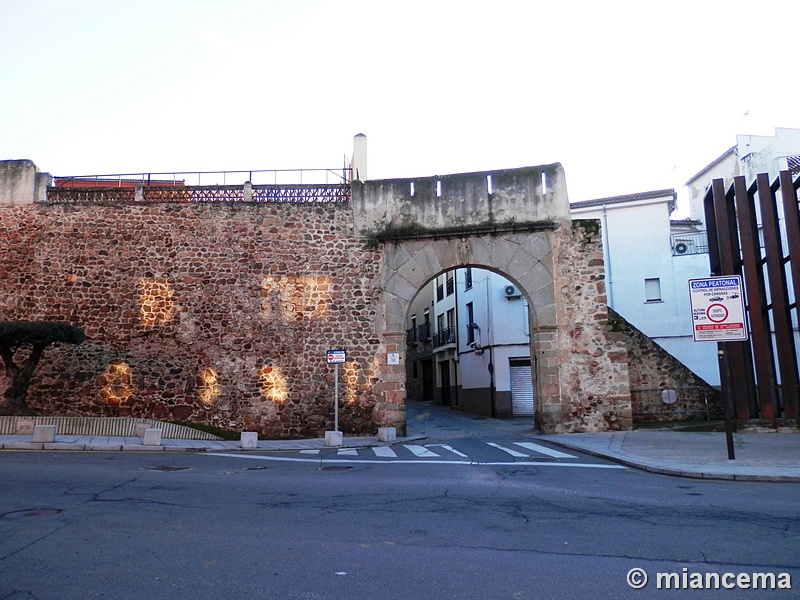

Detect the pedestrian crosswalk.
[
  {"left": 209, "top": 440, "right": 628, "bottom": 470},
  {"left": 296, "top": 441, "right": 579, "bottom": 462}
]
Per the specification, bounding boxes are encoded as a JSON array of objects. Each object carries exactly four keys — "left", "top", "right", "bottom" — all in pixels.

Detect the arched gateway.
[
  {"left": 354, "top": 165, "right": 632, "bottom": 434},
  {"left": 0, "top": 160, "right": 632, "bottom": 436}
]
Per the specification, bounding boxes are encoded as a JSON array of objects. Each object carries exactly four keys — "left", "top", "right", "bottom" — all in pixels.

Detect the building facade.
[
  {"left": 406, "top": 267, "right": 533, "bottom": 418},
  {"left": 570, "top": 190, "right": 719, "bottom": 386},
  {"left": 571, "top": 127, "right": 800, "bottom": 390}
]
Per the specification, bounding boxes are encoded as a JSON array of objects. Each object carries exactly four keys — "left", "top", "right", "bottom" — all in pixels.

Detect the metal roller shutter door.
[{"left": 510, "top": 358, "right": 534, "bottom": 417}]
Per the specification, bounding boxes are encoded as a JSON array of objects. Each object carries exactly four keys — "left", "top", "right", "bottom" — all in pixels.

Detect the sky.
[{"left": 2, "top": 0, "right": 799, "bottom": 210}]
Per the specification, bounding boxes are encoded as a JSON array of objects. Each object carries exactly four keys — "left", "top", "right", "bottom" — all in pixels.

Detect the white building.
[
  {"left": 405, "top": 268, "right": 533, "bottom": 418},
  {"left": 570, "top": 190, "right": 719, "bottom": 385},
  {"left": 686, "top": 127, "right": 800, "bottom": 223},
  {"left": 571, "top": 127, "right": 800, "bottom": 388}
]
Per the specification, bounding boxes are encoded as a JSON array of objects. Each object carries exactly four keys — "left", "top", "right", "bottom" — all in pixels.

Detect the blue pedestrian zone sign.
[
  {"left": 326, "top": 350, "right": 347, "bottom": 364},
  {"left": 688, "top": 276, "right": 748, "bottom": 342}
]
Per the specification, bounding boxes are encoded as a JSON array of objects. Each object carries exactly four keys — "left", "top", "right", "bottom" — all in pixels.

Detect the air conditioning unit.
[
  {"left": 504, "top": 285, "right": 521, "bottom": 299},
  {"left": 674, "top": 242, "right": 689, "bottom": 254}
]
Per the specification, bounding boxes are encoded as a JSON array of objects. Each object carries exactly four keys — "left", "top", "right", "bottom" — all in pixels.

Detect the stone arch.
[
  {"left": 355, "top": 165, "right": 632, "bottom": 435},
  {"left": 376, "top": 229, "right": 562, "bottom": 432}
]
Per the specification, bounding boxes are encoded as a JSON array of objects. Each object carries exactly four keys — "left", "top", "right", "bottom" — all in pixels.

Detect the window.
[
  {"left": 410, "top": 314, "right": 417, "bottom": 342},
  {"left": 464, "top": 267, "right": 473, "bottom": 290},
  {"left": 436, "top": 277, "right": 444, "bottom": 302},
  {"left": 446, "top": 274, "right": 454, "bottom": 296},
  {"left": 645, "top": 278, "right": 662, "bottom": 302},
  {"left": 466, "top": 302, "right": 475, "bottom": 344}
]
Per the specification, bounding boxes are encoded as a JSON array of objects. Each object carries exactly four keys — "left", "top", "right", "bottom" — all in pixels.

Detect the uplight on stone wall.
[
  {"left": 259, "top": 365, "right": 289, "bottom": 403},
  {"left": 138, "top": 278, "right": 175, "bottom": 328},
  {"left": 97, "top": 360, "right": 133, "bottom": 406},
  {"left": 198, "top": 368, "right": 220, "bottom": 406},
  {"left": 260, "top": 275, "right": 331, "bottom": 322}
]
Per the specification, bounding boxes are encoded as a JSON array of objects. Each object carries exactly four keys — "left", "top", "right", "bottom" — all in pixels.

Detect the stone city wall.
[
  {"left": 607, "top": 308, "right": 721, "bottom": 421},
  {"left": 549, "top": 219, "right": 633, "bottom": 432},
  {"left": 0, "top": 201, "right": 384, "bottom": 437},
  {"left": 0, "top": 160, "right": 694, "bottom": 436}
]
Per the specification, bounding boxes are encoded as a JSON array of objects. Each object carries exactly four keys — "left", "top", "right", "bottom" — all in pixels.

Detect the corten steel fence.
[
  {"left": 46, "top": 168, "right": 352, "bottom": 204},
  {"left": 631, "top": 387, "right": 713, "bottom": 422},
  {"left": 705, "top": 170, "right": 800, "bottom": 422}
]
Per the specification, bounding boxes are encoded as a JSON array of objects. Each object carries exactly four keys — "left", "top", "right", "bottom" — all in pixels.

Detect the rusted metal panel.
[
  {"left": 780, "top": 171, "right": 800, "bottom": 327},
  {"left": 711, "top": 178, "right": 754, "bottom": 419},
  {"left": 733, "top": 176, "right": 778, "bottom": 418},
  {"left": 704, "top": 183, "right": 722, "bottom": 276},
  {"left": 706, "top": 171, "right": 800, "bottom": 422},
  {"left": 757, "top": 173, "right": 799, "bottom": 417}
]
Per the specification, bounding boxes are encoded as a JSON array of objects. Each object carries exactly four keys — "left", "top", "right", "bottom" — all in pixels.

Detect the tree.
[{"left": 0, "top": 321, "right": 85, "bottom": 415}]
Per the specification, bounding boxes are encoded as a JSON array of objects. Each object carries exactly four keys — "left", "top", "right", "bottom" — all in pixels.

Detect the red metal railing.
[{"left": 46, "top": 167, "right": 352, "bottom": 204}]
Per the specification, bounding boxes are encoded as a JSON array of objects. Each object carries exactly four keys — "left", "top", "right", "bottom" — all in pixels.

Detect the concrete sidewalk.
[
  {"left": 545, "top": 430, "right": 800, "bottom": 482},
  {"left": 0, "top": 433, "right": 424, "bottom": 453}
]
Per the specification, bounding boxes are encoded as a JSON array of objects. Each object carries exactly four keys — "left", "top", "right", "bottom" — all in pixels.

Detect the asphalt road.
[{"left": 2, "top": 439, "right": 799, "bottom": 599}]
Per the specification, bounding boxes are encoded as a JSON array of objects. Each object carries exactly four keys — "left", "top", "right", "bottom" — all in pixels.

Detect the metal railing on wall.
[
  {"left": 433, "top": 327, "right": 456, "bottom": 348},
  {"left": 670, "top": 231, "right": 709, "bottom": 256},
  {"left": 46, "top": 167, "right": 352, "bottom": 204}
]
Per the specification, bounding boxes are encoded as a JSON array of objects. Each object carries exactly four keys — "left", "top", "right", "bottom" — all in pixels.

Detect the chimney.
[{"left": 352, "top": 133, "right": 367, "bottom": 182}]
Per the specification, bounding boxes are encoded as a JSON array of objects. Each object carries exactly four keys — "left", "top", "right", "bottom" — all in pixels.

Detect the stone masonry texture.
[
  {"left": 0, "top": 164, "right": 702, "bottom": 437},
  {"left": 0, "top": 202, "right": 383, "bottom": 438}
]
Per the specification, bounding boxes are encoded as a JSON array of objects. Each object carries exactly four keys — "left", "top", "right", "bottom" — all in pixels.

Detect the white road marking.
[
  {"left": 427, "top": 444, "right": 469, "bottom": 458},
  {"left": 206, "top": 453, "right": 626, "bottom": 469},
  {"left": 400, "top": 444, "right": 440, "bottom": 458},
  {"left": 487, "top": 442, "right": 528, "bottom": 457},
  {"left": 299, "top": 449, "right": 320, "bottom": 454},
  {"left": 372, "top": 446, "right": 398, "bottom": 458},
  {"left": 338, "top": 448, "right": 358, "bottom": 456},
  {"left": 513, "top": 441, "right": 576, "bottom": 459}
]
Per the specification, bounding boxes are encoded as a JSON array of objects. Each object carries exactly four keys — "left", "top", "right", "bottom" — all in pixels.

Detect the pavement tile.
[
  {"left": 4, "top": 442, "right": 45, "bottom": 450},
  {"left": 43, "top": 443, "right": 85, "bottom": 451}
]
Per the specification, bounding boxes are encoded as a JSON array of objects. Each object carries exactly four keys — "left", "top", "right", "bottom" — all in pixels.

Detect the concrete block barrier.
[
  {"left": 241, "top": 432, "right": 258, "bottom": 449},
  {"left": 324, "top": 431, "right": 343, "bottom": 447},
  {"left": 32, "top": 425, "right": 56, "bottom": 443},
  {"left": 143, "top": 428, "right": 162, "bottom": 446},
  {"left": 378, "top": 427, "right": 396, "bottom": 442}
]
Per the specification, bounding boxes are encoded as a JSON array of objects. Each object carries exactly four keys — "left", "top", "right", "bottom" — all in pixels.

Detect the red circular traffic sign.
[{"left": 706, "top": 303, "right": 728, "bottom": 323}]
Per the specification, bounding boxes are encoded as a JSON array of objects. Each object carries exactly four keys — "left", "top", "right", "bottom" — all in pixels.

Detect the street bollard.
[
  {"left": 32, "top": 425, "right": 56, "bottom": 443},
  {"left": 240, "top": 432, "right": 258, "bottom": 449}
]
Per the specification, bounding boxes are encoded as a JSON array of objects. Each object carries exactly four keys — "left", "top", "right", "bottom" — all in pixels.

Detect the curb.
[
  {"left": 0, "top": 434, "right": 429, "bottom": 454},
  {"left": 545, "top": 439, "right": 800, "bottom": 483}
]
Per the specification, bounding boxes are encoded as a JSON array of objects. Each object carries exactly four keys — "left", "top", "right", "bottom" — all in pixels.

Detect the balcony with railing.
[
  {"left": 406, "top": 322, "right": 432, "bottom": 346},
  {"left": 433, "top": 326, "right": 456, "bottom": 349}
]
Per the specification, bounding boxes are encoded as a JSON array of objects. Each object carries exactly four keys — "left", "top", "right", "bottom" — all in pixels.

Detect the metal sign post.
[
  {"left": 688, "top": 276, "right": 748, "bottom": 460},
  {"left": 326, "top": 350, "right": 347, "bottom": 432}
]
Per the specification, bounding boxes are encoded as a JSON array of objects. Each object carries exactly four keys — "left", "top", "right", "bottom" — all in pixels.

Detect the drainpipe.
[
  {"left": 489, "top": 345, "right": 495, "bottom": 418},
  {"left": 486, "top": 274, "right": 496, "bottom": 418},
  {"left": 453, "top": 268, "right": 460, "bottom": 408},
  {"left": 602, "top": 204, "right": 614, "bottom": 308}
]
